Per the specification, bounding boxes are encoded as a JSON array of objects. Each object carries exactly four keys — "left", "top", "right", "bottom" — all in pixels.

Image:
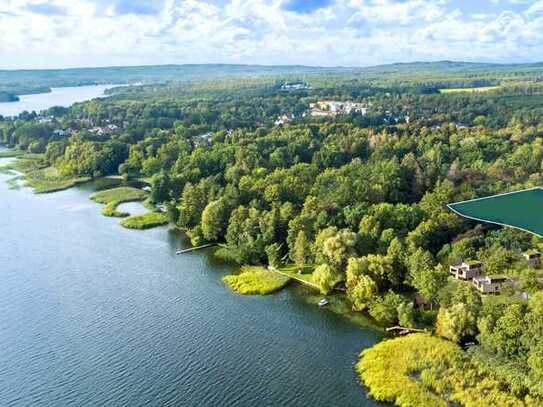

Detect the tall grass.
[
  {"left": 223, "top": 266, "right": 290, "bottom": 295},
  {"left": 357, "top": 333, "right": 542, "bottom": 406},
  {"left": 120, "top": 212, "right": 168, "bottom": 229}
]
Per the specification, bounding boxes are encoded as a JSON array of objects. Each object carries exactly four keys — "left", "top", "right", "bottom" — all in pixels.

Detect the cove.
[
  {"left": 0, "top": 153, "right": 382, "bottom": 406},
  {"left": 0, "top": 85, "right": 116, "bottom": 117}
]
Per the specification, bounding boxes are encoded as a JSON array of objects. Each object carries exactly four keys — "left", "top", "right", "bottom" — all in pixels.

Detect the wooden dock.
[
  {"left": 268, "top": 267, "right": 321, "bottom": 290},
  {"left": 386, "top": 326, "right": 426, "bottom": 336},
  {"left": 176, "top": 243, "right": 216, "bottom": 255}
]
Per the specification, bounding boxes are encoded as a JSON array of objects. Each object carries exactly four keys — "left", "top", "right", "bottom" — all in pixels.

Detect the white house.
[{"left": 449, "top": 260, "right": 484, "bottom": 280}]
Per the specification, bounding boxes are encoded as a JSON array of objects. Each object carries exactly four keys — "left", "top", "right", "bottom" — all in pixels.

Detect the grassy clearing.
[
  {"left": 120, "top": 212, "right": 168, "bottom": 229},
  {"left": 223, "top": 266, "right": 291, "bottom": 295},
  {"left": 91, "top": 187, "right": 147, "bottom": 204},
  {"left": 439, "top": 86, "right": 500, "bottom": 94},
  {"left": 357, "top": 333, "right": 542, "bottom": 406},
  {"left": 276, "top": 264, "right": 317, "bottom": 286},
  {"left": 0, "top": 155, "right": 89, "bottom": 193}
]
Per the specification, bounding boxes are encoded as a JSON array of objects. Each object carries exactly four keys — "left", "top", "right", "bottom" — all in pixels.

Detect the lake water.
[
  {"left": 0, "top": 85, "right": 116, "bottom": 117},
  {"left": 0, "top": 152, "right": 381, "bottom": 406}
]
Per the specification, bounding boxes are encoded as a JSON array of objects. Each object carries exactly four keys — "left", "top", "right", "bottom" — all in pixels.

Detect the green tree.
[
  {"left": 313, "top": 264, "right": 342, "bottom": 295},
  {"left": 436, "top": 303, "right": 477, "bottom": 343},
  {"left": 201, "top": 199, "right": 228, "bottom": 241},
  {"left": 348, "top": 275, "right": 378, "bottom": 312},
  {"left": 293, "top": 230, "right": 310, "bottom": 268}
]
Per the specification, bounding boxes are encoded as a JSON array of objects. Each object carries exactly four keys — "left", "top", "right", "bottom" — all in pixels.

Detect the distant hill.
[
  {"left": 1, "top": 61, "right": 542, "bottom": 97},
  {"left": 0, "top": 64, "right": 352, "bottom": 97}
]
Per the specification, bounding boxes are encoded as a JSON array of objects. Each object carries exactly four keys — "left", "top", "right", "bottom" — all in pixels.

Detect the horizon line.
[{"left": 1, "top": 59, "right": 543, "bottom": 73}]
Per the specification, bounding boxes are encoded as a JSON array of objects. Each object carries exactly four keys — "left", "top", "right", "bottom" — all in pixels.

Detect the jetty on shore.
[{"left": 176, "top": 243, "right": 216, "bottom": 255}]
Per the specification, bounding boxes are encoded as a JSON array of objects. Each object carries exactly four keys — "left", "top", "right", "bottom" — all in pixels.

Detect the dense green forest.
[{"left": 3, "top": 62, "right": 543, "bottom": 405}]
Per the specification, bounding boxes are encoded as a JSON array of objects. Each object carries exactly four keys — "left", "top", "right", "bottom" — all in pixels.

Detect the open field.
[
  {"left": 439, "top": 86, "right": 501, "bottom": 93},
  {"left": 448, "top": 187, "right": 543, "bottom": 237}
]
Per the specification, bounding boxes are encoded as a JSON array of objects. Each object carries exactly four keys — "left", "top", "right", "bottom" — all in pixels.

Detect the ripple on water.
[{"left": 0, "top": 178, "right": 381, "bottom": 407}]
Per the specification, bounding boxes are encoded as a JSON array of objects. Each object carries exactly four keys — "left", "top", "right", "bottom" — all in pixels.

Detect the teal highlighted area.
[{"left": 448, "top": 187, "right": 543, "bottom": 237}]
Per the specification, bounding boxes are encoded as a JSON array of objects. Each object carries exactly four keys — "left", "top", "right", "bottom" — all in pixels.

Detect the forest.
[{"left": 3, "top": 62, "right": 543, "bottom": 405}]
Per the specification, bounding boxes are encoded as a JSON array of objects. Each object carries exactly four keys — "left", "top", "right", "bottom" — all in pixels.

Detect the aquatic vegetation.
[
  {"left": 90, "top": 187, "right": 147, "bottom": 205},
  {"left": 101, "top": 201, "right": 130, "bottom": 217},
  {"left": 357, "top": 333, "right": 543, "bottom": 406},
  {"left": 120, "top": 212, "right": 168, "bottom": 229},
  {"left": 223, "top": 266, "right": 290, "bottom": 295},
  {"left": 1, "top": 155, "right": 90, "bottom": 193}
]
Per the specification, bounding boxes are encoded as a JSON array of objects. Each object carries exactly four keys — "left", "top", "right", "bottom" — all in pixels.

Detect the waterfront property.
[
  {"left": 448, "top": 187, "right": 543, "bottom": 237},
  {"left": 449, "top": 260, "right": 484, "bottom": 280},
  {"left": 472, "top": 275, "right": 512, "bottom": 294}
]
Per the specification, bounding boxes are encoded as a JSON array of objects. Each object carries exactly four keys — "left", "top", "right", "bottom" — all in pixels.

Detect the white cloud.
[{"left": 0, "top": 0, "right": 542, "bottom": 69}]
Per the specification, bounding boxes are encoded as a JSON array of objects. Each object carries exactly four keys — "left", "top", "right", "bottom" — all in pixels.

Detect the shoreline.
[{"left": 0, "top": 153, "right": 388, "bottom": 404}]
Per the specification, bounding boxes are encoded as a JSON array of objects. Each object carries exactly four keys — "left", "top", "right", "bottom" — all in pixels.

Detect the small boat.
[{"left": 318, "top": 298, "right": 329, "bottom": 307}]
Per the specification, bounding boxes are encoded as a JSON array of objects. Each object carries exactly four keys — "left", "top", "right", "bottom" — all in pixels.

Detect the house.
[
  {"left": 473, "top": 275, "right": 512, "bottom": 294},
  {"left": 194, "top": 132, "right": 213, "bottom": 147},
  {"left": 274, "top": 114, "right": 292, "bottom": 126},
  {"left": 280, "top": 82, "right": 310, "bottom": 91},
  {"left": 523, "top": 250, "right": 542, "bottom": 267},
  {"left": 449, "top": 260, "right": 484, "bottom": 280},
  {"left": 309, "top": 100, "right": 369, "bottom": 117},
  {"left": 413, "top": 293, "right": 432, "bottom": 310}
]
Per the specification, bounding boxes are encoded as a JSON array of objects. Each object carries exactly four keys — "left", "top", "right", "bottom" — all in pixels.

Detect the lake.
[
  {"left": 0, "top": 85, "right": 116, "bottom": 117},
  {"left": 0, "top": 148, "right": 381, "bottom": 406}
]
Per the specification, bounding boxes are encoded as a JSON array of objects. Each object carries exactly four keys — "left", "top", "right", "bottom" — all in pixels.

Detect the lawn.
[
  {"left": 223, "top": 266, "right": 290, "bottom": 295},
  {"left": 448, "top": 187, "right": 543, "bottom": 237},
  {"left": 439, "top": 86, "right": 500, "bottom": 94}
]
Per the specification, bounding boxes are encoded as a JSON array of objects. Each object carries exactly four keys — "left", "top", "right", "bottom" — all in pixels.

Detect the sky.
[{"left": 1, "top": 0, "right": 543, "bottom": 69}]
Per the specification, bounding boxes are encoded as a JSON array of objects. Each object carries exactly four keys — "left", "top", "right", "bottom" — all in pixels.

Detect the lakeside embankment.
[{"left": 0, "top": 156, "right": 382, "bottom": 406}]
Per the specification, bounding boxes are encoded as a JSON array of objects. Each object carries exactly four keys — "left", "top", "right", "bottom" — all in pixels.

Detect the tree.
[
  {"left": 369, "top": 291, "right": 403, "bottom": 325},
  {"left": 150, "top": 172, "right": 171, "bottom": 203},
  {"left": 313, "top": 264, "right": 342, "bottom": 295},
  {"left": 436, "top": 303, "right": 477, "bottom": 343},
  {"left": 397, "top": 302, "right": 416, "bottom": 328},
  {"left": 322, "top": 228, "right": 358, "bottom": 271},
  {"left": 412, "top": 264, "right": 447, "bottom": 309},
  {"left": 293, "top": 230, "right": 310, "bottom": 268},
  {"left": 201, "top": 199, "right": 228, "bottom": 241},
  {"left": 348, "top": 275, "right": 378, "bottom": 312},
  {"left": 265, "top": 243, "right": 282, "bottom": 268}
]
